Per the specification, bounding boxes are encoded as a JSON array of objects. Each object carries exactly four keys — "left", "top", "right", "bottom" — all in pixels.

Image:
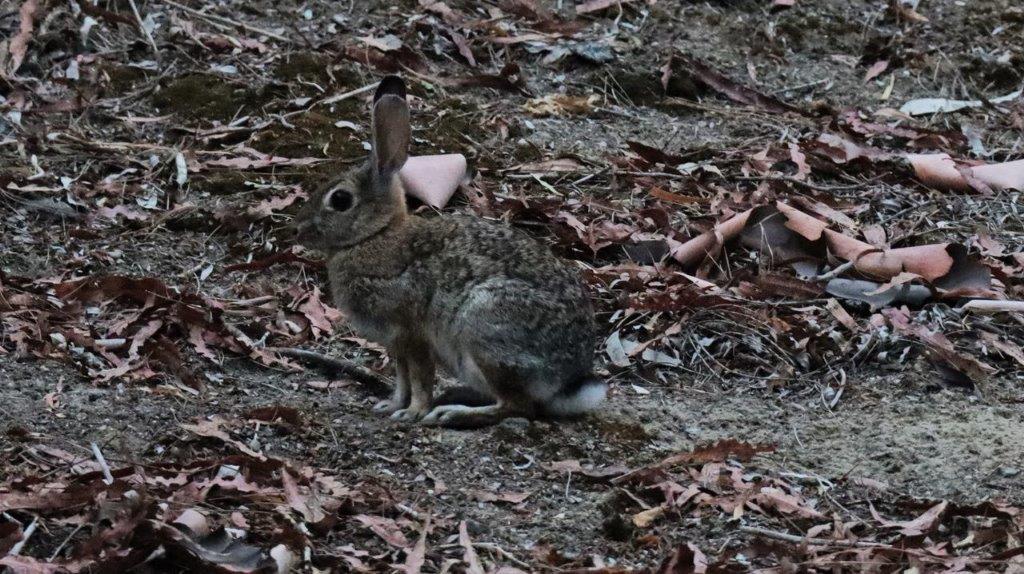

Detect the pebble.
[
  {"left": 998, "top": 466, "right": 1019, "bottom": 478},
  {"left": 498, "top": 417, "right": 530, "bottom": 431}
]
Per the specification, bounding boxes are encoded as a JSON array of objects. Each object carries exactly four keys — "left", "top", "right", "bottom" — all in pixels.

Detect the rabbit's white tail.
[{"left": 545, "top": 376, "right": 607, "bottom": 416}]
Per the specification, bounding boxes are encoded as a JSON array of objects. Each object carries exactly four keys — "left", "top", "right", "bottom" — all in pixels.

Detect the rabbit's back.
[{"left": 426, "top": 215, "right": 595, "bottom": 401}]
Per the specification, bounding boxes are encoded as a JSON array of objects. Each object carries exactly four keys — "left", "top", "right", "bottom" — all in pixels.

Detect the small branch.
[
  {"left": 158, "top": 0, "right": 294, "bottom": 44},
  {"left": 318, "top": 82, "right": 380, "bottom": 107},
  {"left": 91, "top": 442, "right": 114, "bottom": 485},
  {"left": 268, "top": 347, "right": 391, "bottom": 397},
  {"left": 9, "top": 517, "right": 38, "bottom": 556},
  {"left": 128, "top": 0, "right": 160, "bottom": 56},
  {"left": 49, "top": 523, "right": 84, "bottom": 561},
  {"left": 739, "top": 525, "right": 887, "bottom": 548},
  {"left": 961, "top": 299, "right": 1024, "bottom": 314},
  {"left": 813, "top": 260, "right": 856, "bottom": 282},
  {"left": 736, "top": 175, "right": 863, "bottom": 192},
  {"left": 434, "top": 542, "right": 535, "bottom": 570}
]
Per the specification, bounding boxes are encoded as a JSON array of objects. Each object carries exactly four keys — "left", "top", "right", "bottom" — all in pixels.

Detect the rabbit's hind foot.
[{"left": 421, "top": 403, "right": 518, "bottom": 429}]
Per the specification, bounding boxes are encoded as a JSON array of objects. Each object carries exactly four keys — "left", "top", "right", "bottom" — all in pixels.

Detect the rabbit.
[{"left": 293, "top": 75, "right": 604, "bottom": 428}]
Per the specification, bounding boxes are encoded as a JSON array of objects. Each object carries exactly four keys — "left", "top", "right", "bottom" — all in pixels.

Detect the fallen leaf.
[
  {"left": 459, "top": 521, "right": 485, "bottom": 574},
  {"left": 576, "top": 0, "right": 641, "bottom": 15},
  {"left": 5, "top": 0, "right": 39, "bottom": 77},
  {"left": 660, "top": 439, "right": 776, "bottom": 467},
  {"left": 871, "top": 500, "right": 948, "bottom": 536},
  {"left": 466, "top": 489, "right": 531, "bottom": 504},
  {"left": 663, "top": 53, "right": 805, "bottom": 115},
  {"left": 358, "top": 34, "right": 403, "bottom": 52},
  {"left": 355, "top": 515, "right": 411, "bottom": 548},
  {"left": 909, "top": 153, "right": 1024, "bottom": 193},
  {"left": 523, "top": 94, "right": 600, "bottom": 116},
  {"left": 180, "top": 417, "right": 266, "bottom": 460},
  {"left": 900, "top": 89, "right": 1021, "bottom": 116},
  {"left": 863, "top": 60, "right": 889, "bottom": 83},
  {"left": 655, "top": 543, "right": 708, "bottom": 574},
  {"left": 632, "top": 505, "right": 666, "bottom": 528}
]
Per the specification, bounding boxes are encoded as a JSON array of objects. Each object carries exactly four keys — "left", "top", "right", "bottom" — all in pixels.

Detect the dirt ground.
[{"left": 2, "top": 0, "right": 1023, "bottom": 572}]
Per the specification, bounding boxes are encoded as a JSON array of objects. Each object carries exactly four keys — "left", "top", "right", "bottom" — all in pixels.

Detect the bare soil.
[{"left": 2, "top": 0, "right": 1023, "bottom": 572}]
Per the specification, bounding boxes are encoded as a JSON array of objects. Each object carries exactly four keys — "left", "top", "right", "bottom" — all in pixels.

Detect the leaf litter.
[{"left": 1, "top": 0, "right": 1023, "bottom": 571}]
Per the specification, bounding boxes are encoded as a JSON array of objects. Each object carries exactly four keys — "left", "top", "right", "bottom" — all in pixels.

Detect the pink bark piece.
[
  {"left": 909, "top": 153, "right": 1024, "bottom": 192},
  {"left": 973, "top": 159, "right": 1024, "bottom": 191},
  {"left": 908, "top": 153, "right": 970, "bottom": 192},
  {"left": 672, "top": 209, "right": 754, "bottom": 266},
  {"left": 823, "top": 230, "right": 954, "bottom": 281},
  {"left": 399, "top": 154, "right": 467, "bottom": 208},
  {"left": 776, "top": 202, "right": 828, "bottom": 241}
]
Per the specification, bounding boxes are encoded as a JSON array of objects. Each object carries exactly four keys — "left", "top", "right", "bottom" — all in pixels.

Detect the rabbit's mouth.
[{"left": 293, "top": 220, "right": 320, "bottom": 247}]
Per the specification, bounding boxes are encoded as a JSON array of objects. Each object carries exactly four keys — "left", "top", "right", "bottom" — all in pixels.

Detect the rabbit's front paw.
[{"left": 373, "top": 400, "right": 403, "bottom": 415}]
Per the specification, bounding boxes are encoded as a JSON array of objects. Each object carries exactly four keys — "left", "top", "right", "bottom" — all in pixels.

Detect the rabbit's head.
[{"left": 294, "top": 76, "right": 411, "bottom": 253}]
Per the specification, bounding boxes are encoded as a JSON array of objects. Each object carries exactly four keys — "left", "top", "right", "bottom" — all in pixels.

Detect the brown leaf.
[
  {"left": 296, "top": 286, "right": 342, "bottom": 339},
  {"left": 664, "top": 53, "right": 805, "bottom": 115},
  {"left": 632, "top": 505, "right": 666, "bottom": 528},
  {"left": 0, "top": 556, "right": 65, "bottom": 574},
  {"left": 883, "top": 308, "right": 995, "bottom": 385},
  {"left": 871, "top": 500, "right": 948, "bottom": 536},
  {"left": 281, "top": 469, "right": 324, "bottom": 524},
  {"left": 466, "top": 489, "right": 531, "bottom": 504},
  {"left": 5, "top": 0, "right": 39, "bottom": 77},
  {"left": 95, "top": 204, "right": 151, "bottom": 222},
  {"left": 576, "top": 0, "right": 641, "bottom": 15},
  {"left": 863, "top": 60, "right": 889, "bottom": 83},
  {"left": 542, "top": 460, "right": 629, "bottom": 480},
  {"left": 655, "top": 543, "right": 708, "bottom": 574},
  {"left": 244, "top": 406, "right": 304, "bottom": 427},
  {"left": 459, "top": 521, "right": 485, "bottom": 574},
  {"left": 980, "top": 332, "right": 1024, "bottom": 368},
  {"left": 180, "top": 417, "right": 266, "bottom": 460},
  {"left": 447, "top": 29, "right": 476, "bottom": 66},
  {"left": 398, "top": 514, "right": 431, "bottom": 574},
  {"left": 203, "top": 150, "right": 322, "bottom": 170},
  {"left": 753, "top": 486, "right": 825, "bottom": 518},
  {"left": 523, "top": 94, "right": 599, "bottom": 116},
  {"left": 355, "top": 515, "right": 411, "bottom": 548},
  {"left": 660, "top": 439, "right": 776, "bottom": 467}
]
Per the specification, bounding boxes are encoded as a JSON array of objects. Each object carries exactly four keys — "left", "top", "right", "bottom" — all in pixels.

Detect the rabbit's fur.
[{"left": 294, "top": 76, "right": 603, "bottom": 428}]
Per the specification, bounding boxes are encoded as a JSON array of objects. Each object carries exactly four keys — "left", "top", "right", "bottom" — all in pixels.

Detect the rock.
[
  {"left": 999, "top": 466, "right": 1020, "bottom": 478},
  {"left": 491, "top": 417, "right": 531, "bottom": 442},
  {"left": 499, "top": 417, "right": 531, "bottom": 432}
]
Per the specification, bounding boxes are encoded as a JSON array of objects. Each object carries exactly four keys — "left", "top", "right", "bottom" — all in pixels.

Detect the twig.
[
  {"left": 91, "top": 442, "right": 114, "bottom": 485},
  {"left": 736, "top": 175, "right": 864, "bottom": 192},
  {"left": 739, "top": 525, "right": 887, "bottom": 548},
  {"left": 49, "top": 523, "right": 85, "bottom": 561},
  {"left": 813, "top": 260, "right": 856, "bottom": 282},
  {"left": 960, "top": 299, "right": 1024, "bottom": 314},
  {"left": 158, "top": 0, "right": 294, "bottom": 44},
  {"left": 127, "top": 0, "right": 159, "bottom": 56},
  {"left": 318, "top": 82, "right": 380, "bottom": 107},
  {"left": 8, "top": 517, "right": 38, "bottom": 556},
  {"left": 435, "top": 542, "right": 535, "bottom": 570},
  {"left": 267, "top": 347, "right": 391, "bottom": 396}
]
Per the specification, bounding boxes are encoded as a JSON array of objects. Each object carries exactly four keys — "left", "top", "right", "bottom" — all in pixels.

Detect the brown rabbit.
[{"left": 294, "top": 76, "right": 603, "bottom": 428}]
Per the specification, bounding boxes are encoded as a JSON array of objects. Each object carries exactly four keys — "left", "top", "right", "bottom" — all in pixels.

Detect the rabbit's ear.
[{"left": 371, "top": 75, "right": 410, "bottom": 178}]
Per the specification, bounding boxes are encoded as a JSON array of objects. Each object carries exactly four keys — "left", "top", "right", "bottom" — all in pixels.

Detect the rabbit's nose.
[{"left": 294, "top": 219, "right": 314, "bottom": 239}]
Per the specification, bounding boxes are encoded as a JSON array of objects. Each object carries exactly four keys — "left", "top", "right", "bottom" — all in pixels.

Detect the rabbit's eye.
[{"left": 327, "top": 189, "right": 354, "bottom": 212}]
